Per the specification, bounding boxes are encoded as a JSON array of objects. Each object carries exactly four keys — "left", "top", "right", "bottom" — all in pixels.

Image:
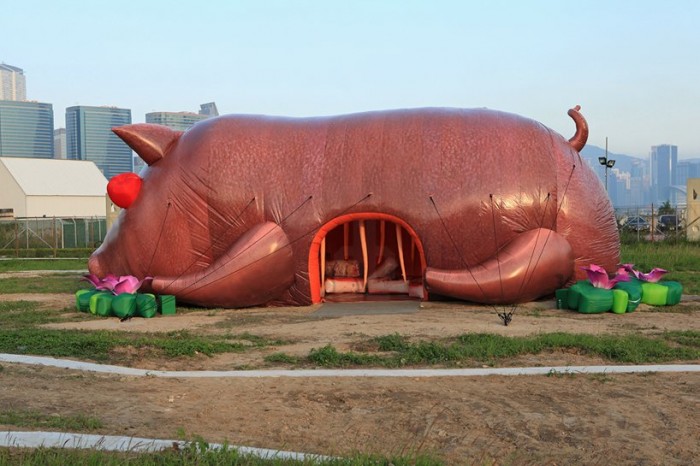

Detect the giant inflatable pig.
[{"left": 89, "top": 106, "right": 620, "bottom": 308}]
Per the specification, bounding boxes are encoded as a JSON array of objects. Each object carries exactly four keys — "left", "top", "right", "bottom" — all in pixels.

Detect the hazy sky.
[{"left": 4, "top": 0, "right": 699, "bottom": 158}]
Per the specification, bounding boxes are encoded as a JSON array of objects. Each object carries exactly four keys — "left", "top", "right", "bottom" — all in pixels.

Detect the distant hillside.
[
  {"left": 580, "top": 146, "right": 700, "bottom": 173},
  {"left": 580, "top": 145, "right": 643, "bottom": 174}
]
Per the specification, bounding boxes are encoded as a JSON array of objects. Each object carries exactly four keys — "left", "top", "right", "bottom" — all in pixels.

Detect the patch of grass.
[
  {"left": 0, "top": 410, "right": 103, "bottom": 431},
  {"left": 0, "top": 328, "right": 117, "bottom": 361},
  {"left": 136, "top": 330, "right": 247, "bottom": 358},
  {"left": 621, "top": 242, "right": 700, "bottom": 294},
  {"left": 0, "top": 299, "right": 287, "bottom": 362},
  {"left": 308, "top": 344, "right": 383, "bottom": 367},
  {"left": 0, "top": 274, "right": 86, "bottom": 294},
  {"left": 375, "top": 333, "right": 410, "bottom": 351},
  {"left": 0, "top": 300, "right": 41, "bottom": 314},
  {"left": 0, "top": 328, "right": 243, "bottom": 362},
  {"left": 0, "top": 258, "right": 89, "bottom": 272},
  {"left": 0, "top": 300, "right": 99, "bottom": 328},
  {"left": 621, "top": 242, "right": 700, "bottom": 271},
  {"left": 264, "top": 352, "right": 300, "bottom": 364},
  {"left": 0, "top": 445, "right": 445, "bottom": 465},
  {"left": 269, "top": 332, "right": 700, "bottom": 368},
  {"left": 175, "top": 426, "right": 188, "bottom": 440},
  {"left": 662, "top": 330, "right": 700, "bottom": 348},
  {"left": 0, "top": 300, "right": 83, "bottom": 328}
]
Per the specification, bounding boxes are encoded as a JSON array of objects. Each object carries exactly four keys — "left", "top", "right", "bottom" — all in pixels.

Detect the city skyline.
[
  {"left": 3, "top": 0, "right": 699, "bottom": 159},
  {"left": 2, "top": 71, "right": 695, "bottom": 162},
  {"left": 2, "top": 57, "right": 697, "bottom": 207}
]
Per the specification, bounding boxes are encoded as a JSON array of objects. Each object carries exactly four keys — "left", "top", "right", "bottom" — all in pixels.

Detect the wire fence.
[
  {"left": 0, "top": 207, "right": 695, "bottom": 258},
  {"left": 0, "top": 217, "right": 107, "bottom": 257},
  {"left": 615, "top": 206, "right": 691, "bottom": 242}
]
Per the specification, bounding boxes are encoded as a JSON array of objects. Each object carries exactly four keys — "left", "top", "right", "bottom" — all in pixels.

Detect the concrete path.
[
  {"left": 0, "top": 430, "right": 331, "bottom": 460},
  {"left": 1, "top": 353, "right": 698, "bottom": 378}
]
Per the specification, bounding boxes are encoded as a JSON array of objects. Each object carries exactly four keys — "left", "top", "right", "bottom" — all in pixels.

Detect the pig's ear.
[{"left": 112, "top": 124, "right": 183, "bottom": 166}]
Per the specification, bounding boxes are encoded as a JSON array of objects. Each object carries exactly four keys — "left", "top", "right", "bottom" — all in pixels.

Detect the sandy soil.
[{"left": 1, "top": 292, "right": 699, "bottom": 464}]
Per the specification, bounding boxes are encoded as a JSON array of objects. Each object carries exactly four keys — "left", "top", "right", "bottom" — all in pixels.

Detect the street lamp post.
[{"left": 598, "top": 136, "right": 615, "bottom": 192}]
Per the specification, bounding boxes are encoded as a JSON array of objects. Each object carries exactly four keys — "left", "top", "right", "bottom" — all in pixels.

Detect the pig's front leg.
[{"left": 151, "top": 222, "right": 295, "bottom": 308}]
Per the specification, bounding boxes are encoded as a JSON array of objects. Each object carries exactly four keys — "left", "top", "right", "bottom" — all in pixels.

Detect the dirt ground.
[{"left": 1, "top": 292, "right": 699, "bottom": 464}]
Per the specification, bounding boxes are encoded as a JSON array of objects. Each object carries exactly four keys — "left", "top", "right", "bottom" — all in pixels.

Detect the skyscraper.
[
  {"left": 66, "top": 106, "right": 132, "bottom": 179},
  {"left": 650, "top": 144, "right": 678, "bottom": 204},
  {"left": 629, "top": 159, "right": 649, "bottom": 206},
  {"left": 54, "top": 128, "right": 67, "bottom": 159},
  {"left": 199, "top": 102, "right": 219, "bottom": 117},
  {"left": 0, "top": 63, "right": 27, "bottom": 101},
  {"left": 145, "top": 111, "right": 208, "bottom": 131},
  {"left": 146, "top": 102, "right": 219, "bottom": 131},
  {"left": 0, "top": 100, "right": 54, "bottom": 158}
]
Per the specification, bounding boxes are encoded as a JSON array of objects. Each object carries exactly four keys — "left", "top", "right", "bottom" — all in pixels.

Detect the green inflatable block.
[
  {"left": 567, "top": 281, "right": 613, "bottom": 314},
  {"left": 614, "top": 279, "right": 643, "bottom": 312},
  {"left": 111, "top": 293, "right": 137, "bottom": 319},
  {"left": 641, "top": 282, "right": 668, "bottom": 306},
  {"left": 75, "top": 289, "right": 99, "bottom": 312},
  {"left": 136, "top": 293, "right": 157, "bottom": 318},
  {"left": 662, "top": 281, "right": 683, "bottom": 305},
  {"left": 89, "top": 292, "right": 114, "bottom": 317},
  {"left": 555, "top": 288, "right": 569, "bottom": 309},
  {"left": 158, "top": 295, "right": 176, "bottom": 315},
  {"left": 611, "top": 289, "right": 628, "bottom": 314},
  {"left": 566, "top": 280, "right": 588, "bottom": 310}
]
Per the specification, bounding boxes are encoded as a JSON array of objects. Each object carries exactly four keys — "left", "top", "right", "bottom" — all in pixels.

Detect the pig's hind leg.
[{"left": 425, "top": 228, "right": 574, "bottom": 304}]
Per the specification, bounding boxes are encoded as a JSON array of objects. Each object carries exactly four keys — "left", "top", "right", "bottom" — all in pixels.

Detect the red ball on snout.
[{"left": 107, "top": 173, "right": 143, "bottom": 209}]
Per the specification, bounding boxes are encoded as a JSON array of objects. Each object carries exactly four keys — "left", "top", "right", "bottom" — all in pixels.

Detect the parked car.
[
  {"left": 621, "top": 216, "right": 650, "bottom": 232},
  {"left": 657, "top": 215, "right": 682, "bottom": 231}
]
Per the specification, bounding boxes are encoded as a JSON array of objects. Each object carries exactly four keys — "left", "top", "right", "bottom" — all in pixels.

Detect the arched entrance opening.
[{"left": 308, "top": 213, "right": 427, "bottom": 304}]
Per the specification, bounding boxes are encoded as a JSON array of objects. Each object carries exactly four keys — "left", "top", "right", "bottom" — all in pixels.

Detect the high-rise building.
[
  {"left": 199, "top": 102, "right": 219, "bottom": 117},
  {"left": 145, "top": 111, "right": 208, "bottom": 131},
  {"left": 0, "top": 100, "right": 54, "bottom": 158},
  {"left": 629, "top": 159, "right": 649, "bottom": 206},
  {"left": 676, "top": 159, "right": 700, "bottom": 186},
  {"left": 650, "top": 144, "right": 678, "bottom": 204},
  {"left": 66, "top": 106, "right": 132, "bottom": 179},
  {"left": 53, "top": 128, "right": 67, "bottom": 159},
  {"left": 0, "top": 63, "right": 27, "bottom": 101},
  {"left": 146, "top": 102, "right": 219, "bottom": 132}
]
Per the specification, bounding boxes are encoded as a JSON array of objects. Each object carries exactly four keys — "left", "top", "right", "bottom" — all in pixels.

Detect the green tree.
[{"left": 658, "top": 201, "right": 676, "bottom": 215}]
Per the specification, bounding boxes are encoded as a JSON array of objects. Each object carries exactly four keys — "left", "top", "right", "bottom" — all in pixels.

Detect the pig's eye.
[{"left": 107, "top": 173, "right": 143, "bottom": 209}]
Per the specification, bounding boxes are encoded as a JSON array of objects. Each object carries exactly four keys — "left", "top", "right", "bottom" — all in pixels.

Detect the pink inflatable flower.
[
  {"left": 83, "top": 274, "right": 150, "bottom": 294},
  {"left": 582, "top": 264, "right": 630, "bottom": 289},
  {"left": 615, "top": 265, "right": 632, "bottom": 279},
  {"left": 618, "top": 264, "right": 667, "bottom": 282},
  {"left": 113, "top": 275, "right": 149, "bottom": 294},
  {"left": 636, "top": 267, "right": 668, "bottom": 283},
  {"left": 82, "top": 273, "right": 118, "bottom": 291}
]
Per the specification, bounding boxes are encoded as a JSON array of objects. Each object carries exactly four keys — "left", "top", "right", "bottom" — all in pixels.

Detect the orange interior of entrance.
[{"left": 308, "top": 213, "right": 427, "bottom": 304}]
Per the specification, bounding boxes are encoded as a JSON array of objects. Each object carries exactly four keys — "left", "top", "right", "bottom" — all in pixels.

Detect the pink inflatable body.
[{"left": 89, "top": 106, "right": 620, "bottom": 307}]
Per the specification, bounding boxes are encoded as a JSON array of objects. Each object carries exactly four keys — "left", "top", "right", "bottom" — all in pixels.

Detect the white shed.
[{"left": 0, "top": 157, "right": 108, "bottom": 218}]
